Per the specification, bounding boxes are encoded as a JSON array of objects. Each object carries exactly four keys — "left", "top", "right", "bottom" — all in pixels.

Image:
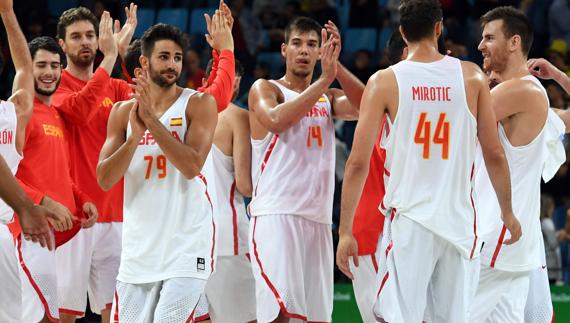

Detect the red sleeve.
[
  {"left": 72, "top": 182, "right": 92, "bottom": 211},
  {"left": 53, "top": 68, "right": 111, "bottom": 125},
  {"left": 15, "top": 178, "right": 44, "bottom": 204},
  {"left": 197, "top": 50, "right": 235, "bottom": 112}
]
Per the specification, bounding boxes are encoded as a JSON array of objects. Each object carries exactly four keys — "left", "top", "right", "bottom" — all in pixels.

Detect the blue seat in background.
[
  {"left": 378, "top": 26, "right": 394, "bottom": 51},
  {"left": 189, "top": 8, "right": 216, "bottom": 35},
  {"left": 336, "top": 1, "right": 350, "bottom": 32},
  {"left": 48, "top": 0, "right": 78, "bottom": 17},
  {"left": 134, "top": 9, "right": 156, "bottom": 38},
  {"left": 157, "top": 8, "right": 189, "bottom": 33},
  {"left": 256, "top": 52, "right": 284, "bottom": 78},
  {"left": 343, "top": 28, "right": 377, "bottom": 55}
]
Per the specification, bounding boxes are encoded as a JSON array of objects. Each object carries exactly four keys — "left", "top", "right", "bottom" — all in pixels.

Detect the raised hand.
[
  {"left": 98, "top": 11, "right": 118, "bottom": 59},
  {"left": 528, "top": 58, "right": 562, "bottom": 80},
  {"left": 40, "top": 196, "right": 76, "bottom": 232},
  {"left": 219, "top": 0, "right": 234, "bottom": 29},
  {"left": 80, "top": 202, "right": 98, "bottom": 228},
  {"left": 129, "top": 102, "right": 147, "bottom": 141},
  {"left": 205, "top": 9, "right": 234, "bottom": 52},
  {"left": 324, "top": 20, "right": 342, "bottom": 55},
  {"left": 19, "top": 204, "right": 56, "bottom": 250},
  {"left": 114, "top": 3, "right": 138, "bottom": 59},
  {"left": 131, "top": 68, "right": 155, "bottom": 124},
  {"left": 319, "top": 28, "right": 340, "bottom": 84},
  {"left": 0, "top": 0, "right": 13, "bottom": 13}
]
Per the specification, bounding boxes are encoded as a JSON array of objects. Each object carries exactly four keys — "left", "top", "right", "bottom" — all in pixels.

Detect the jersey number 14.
[{"left": 414, "top": 112, "right": 450, "bottom": 160}]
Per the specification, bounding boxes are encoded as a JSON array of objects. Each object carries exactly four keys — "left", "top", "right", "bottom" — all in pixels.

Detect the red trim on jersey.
[
  {"left": 384, "top": 168, "right": 390, "bottom": 177},
  {"left": 490, "top": 224, "right": 507, "bottom": 268},
  {"left": 60, "top": 308, "right": 84, "bottom": 316},
  {"left": 113, "top": 290, "right": 119, "bottom": 323},
  {"left": 371, "top": 254, "right": 379, "bottom": 273},
  {"left": 246, "top": 253, "right": 251, "bottom": 262},
  {"left": 16, "top": 236, "right": 59, "bottom": 322},
  {"left": 198, "top": 174, "right": 216, "bottom": 272},
  {"left": 469, "top": 163, "right": 478, "bottom": 259},
  {"left": 377, "top": 272, "right": 390, "bottom": 298},
  {"left": 105, "top": 303, "right": 113, "bottom": 309},
  {"left": 195, "top": 313, "right": 210, "bottom": 321},
  {"left": 184, "top": 305, "right": 197, "bottom": 323},
  {"left": 251, "top": 217, "right": 308, "bottom": 321},
  {"left": 230, "top": 180, "right": 239, "bottom": 255},
  {"left": 253, "top": 135, "right": 279, "bottom": 197}
]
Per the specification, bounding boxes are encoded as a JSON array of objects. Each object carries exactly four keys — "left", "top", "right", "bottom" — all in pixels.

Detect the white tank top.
[
  {"left": 476, "top": 75, "right": 566, "bottom": 272},
  {"left": 383, "top": 56, "right": 480, "bottom": 259},
  {"left": 210, "top": 145, "right": 249, "bottom": 256},
  {"left": 120, "top": 89, "right": 214, "bottom": 283},
  {"left": 249, "top": 80, "right": 335, "bottom": 224},
  {"left": 0, "top": 101, "right": 22, "bottom": 224}
]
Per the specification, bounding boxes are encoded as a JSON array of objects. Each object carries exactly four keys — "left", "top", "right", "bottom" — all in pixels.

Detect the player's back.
[
  {"left": 0, "top": 101, "right": 21, "bottom": 223},
  {"left": 121, "top": 88, "right": 213, "bottom": 284},
  {"left": 249, "top": 80, "right": 335, "bottom": 224},
  {"left": 383, "top": 55, "right": 479, "bottom": 258}
]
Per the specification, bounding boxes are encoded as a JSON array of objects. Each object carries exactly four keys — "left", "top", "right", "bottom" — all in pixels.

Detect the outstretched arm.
[
  {"left": 1, "top": 0, "right": 33, "bottom": 153},
  {"left": 528, "top": 58, "right": 570, "bottom": 94}
]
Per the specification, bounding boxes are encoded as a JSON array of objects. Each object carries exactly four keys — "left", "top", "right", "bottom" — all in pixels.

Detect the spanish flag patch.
[{"left": 170, "top": 117, "right": 183, "bottom": 126}]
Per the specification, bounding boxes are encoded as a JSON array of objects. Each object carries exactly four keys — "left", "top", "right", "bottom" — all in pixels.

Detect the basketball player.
[
  {"left": 348, "top": 29, "right": 406, "bottom": 323},
  {"left": 98, "top": 23, "right": 218, "bottom": 322},
  {"left": 201, "top": 59, "right": 256, "bottom": 323},
  {"left": 52, "top": 5, "right": 136, "bottom": 323},
  {"left": 337, "top": 1, "right": 520, "bottom": 322},
  {"left": 0, "top": 1, "right": 58, "bottom": 320},
  {"left": 14, "top": 36, "right": 102, "bottom": 323},
  {"left": 471, "top": 7, "right": 566, "bottom": 322},
  {"left": 248, "top": 17, "right": 363, "bottom": 322}
]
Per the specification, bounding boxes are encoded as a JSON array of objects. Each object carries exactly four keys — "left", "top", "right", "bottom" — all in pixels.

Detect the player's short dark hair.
[
  {"left": 124, "top": 39, "right": 142, "bottom": 78},
  {"left": 205, "top": 58, "right": 244, "bottom": 79},
  {"left": 29, "top": 36, "right": 65, "bottom": 64},
  {"left": 140, "top": 23, "right": 189, "bottom": 57},
  {"left": 57, "top": 7, "right": 99, "bottom": 40},
  {"left": 399, "top": 0, "right": 442, "bottom": 43},
  {"left": 480, "top": 6, "right": 534, "bottom": 57},
  {"left": 284, "top": 16, "right": 322, "bottom": 44},
  {"left": 387, "top": 30, "right": 406, "bottom": 65}
]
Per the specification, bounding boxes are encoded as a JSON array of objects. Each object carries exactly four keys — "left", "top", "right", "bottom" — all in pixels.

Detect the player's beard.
[
  {"left": 483, "top": 47, "right": 509, "bottom": 74},
  {"left": 34, "top": 78, "right": 61, "bottom": 96},
  {"left": 291, "top": 67, "right": 311, "bottom": 78},
  {"left": 149, "top": 65, "right": 179, "bottom": 88},
  {"left": 68, "top": 48, "right": 95, "bottom": 68}
]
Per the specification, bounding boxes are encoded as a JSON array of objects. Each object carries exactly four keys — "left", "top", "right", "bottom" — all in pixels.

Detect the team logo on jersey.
[
  {"left": 101, "top": 97, "right": 114, "bottom": 108},
  {"left": 42, "top": 124, "right": 64, "bottom": 138},
  {"left": 318, "top": 96, "right": 326, "bottom": 102},
  {"left": 170, "top": 117, "right": 183, "bottom": 127}
]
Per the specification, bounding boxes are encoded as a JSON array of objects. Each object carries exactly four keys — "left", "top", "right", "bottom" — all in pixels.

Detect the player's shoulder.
[
  {"left": 111, "top": 98, "right": 135, "bottom": 117},
  {"left": 492, "top": 78, "right": 545, "bottom": 104},
  {"left": 459, "top": 61, "right": 485, "bottom": 80},
  {"left": 189, "top": 90, "right": 216, "bottom": 106},
  {"left": 226, "top": 103, "right": 249, "bottom": 122},
  {"left": 250, "top": 78, "right": 281, "bottom": 95}
]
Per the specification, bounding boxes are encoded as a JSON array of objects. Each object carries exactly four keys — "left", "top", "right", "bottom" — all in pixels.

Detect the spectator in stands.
[
  {"left": 349, "top": 0, "right": 381, "bottom": 28},
  {"left": 229, "top": 0, "right": 263, "bottom": 72},
  {"left": 301, "top": 0, "right": 338, "bottom": 26},
  {"left": 179, "top": 48, "right": 205, "bottom": 89},
  {"left": 542, "top": 194, "right": 563, "bottom": 284},
  {"left": 547, "top": 40, "right": 570, "bottom": 77},
  {"left": 549, "top": 0, "right": 570, "bottom": 44},
  {"left": 253, "top": 61, "right": 270, "bottom": 80},
  {"left": 351, "top": 49, "right": 375, "bottom": 84}
]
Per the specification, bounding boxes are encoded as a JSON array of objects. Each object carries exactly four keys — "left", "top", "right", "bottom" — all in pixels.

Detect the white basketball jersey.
[
  {"left": 120, "top": 89, "right": 214, "bottom": 284},
  {"left": 383, "top": 56, "right": 479, "bottom": 259},
  {"left": 476, "top": 75, "right": 566, "bottom": 272},
  {"left": 0, "top": 101, "right": 22, "bottom": 224},
  {"left": 249, "top": 80, "right": 335, "bottom": 224},
  {"left": 210, "top": 144, "right": 249, "bottom": 256}
]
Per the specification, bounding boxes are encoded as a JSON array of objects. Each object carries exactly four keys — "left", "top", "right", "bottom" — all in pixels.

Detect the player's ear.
[
  {"left": 510, "top": 35, "right": 521, "bottom": 53},
  {"left": 58, "top": 38, "right": 66, "bottom": 53},
  {"left": 139, "top": 55, "right": 149, "bottom": 70},
  {"left": 281, "top": 43, "right": 287, "bottom": 59},
  {"left": 435, "top": 20, "right": 443, "bottom": 39}
]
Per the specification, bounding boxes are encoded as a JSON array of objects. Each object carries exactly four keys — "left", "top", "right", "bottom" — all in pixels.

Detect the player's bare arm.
[
  {"left": 1, "top": 0, "right": 33, "bottom": 153},
  {"left": 467, "top": 62, "right": 521, "bottom": 245},
  {"left": 337, "top": 68, "right": 396, "bottom": 279},
  {"left": 324, "top": 20, "right": 363, "bottom": 120},
  {"left": 0, "top": 156, "right": 56, "bottom": 250},
  {"left": 97, "top": 100, "right": 138, "bottom": 190},
  {"left": 249, "top": 30, "right": 339, "bottom": 136},
  {"left": 528, "top": 58, "right": 570, "bottom": 94},
  {"left": 231, "top": 106, "right": 253, "bottom": 197}
]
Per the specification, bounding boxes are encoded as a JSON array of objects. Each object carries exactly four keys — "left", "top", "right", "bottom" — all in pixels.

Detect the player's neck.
[
  {"left": 281, "top": 72, "right": 313, "bottom": 92},
  {"left": 65, "top": 61, "right": 94, "bottom": 82},
  {"left": 149, "top": 82, "right": 182, "bottom": 112},
  {"left": 35, "top": 93, "right": 52, "bottom": 106},
  {"left": 498, "top": 54, "right": 530, "bottom": 82},
  {"left": 405, "top": 40, "right": 443, "bottom": 63}
]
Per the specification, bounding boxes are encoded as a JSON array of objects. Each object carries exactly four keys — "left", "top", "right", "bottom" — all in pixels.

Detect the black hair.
[
  {"left": 141, "top": 23, "right": 189, "bottom": 56},
  {"left": 205, "top": 58, "right": 244, "bottom": 79},
  {"left": 57, "top": 7, "right": 98, "bottom": 40},
  {"left": 124, "top": 39, "right": 142, "bottom": 78},
  {"left": 29, "top": 36, "right": 65, "bottom": 64},
  {"left": 399, "top": 0, "right": 443, "bottom": 42},
  {"left": 387, "top": 30, "right": 406, "bottom": 65},
  {"left": 284, "top": 16, "right": 322, "bottom": 44}
]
